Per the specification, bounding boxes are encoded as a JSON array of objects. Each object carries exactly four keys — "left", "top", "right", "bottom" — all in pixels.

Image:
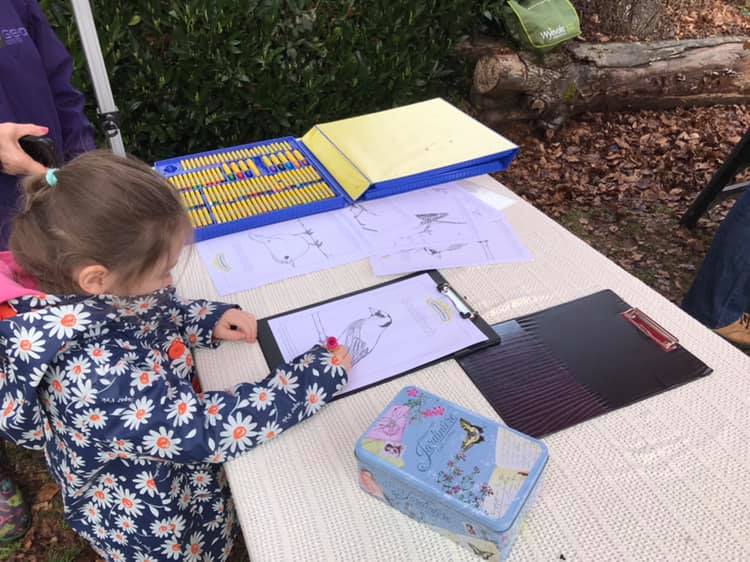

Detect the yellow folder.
[{"left": 301, "top": 98, "right": 517, "bottom": 201}]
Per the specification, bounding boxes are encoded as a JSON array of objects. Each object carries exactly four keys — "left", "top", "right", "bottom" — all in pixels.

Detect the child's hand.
[
  {"left": 214, "top": 309, "right": 257, "bottom": 343},
  {"left": 332, "top": 344, "right": 353, "bottom": 373}
]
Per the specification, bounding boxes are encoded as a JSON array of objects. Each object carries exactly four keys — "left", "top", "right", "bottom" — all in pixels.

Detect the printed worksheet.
[
  {"left": 341, "top": 186, "right": 495, "bottom": 254},
  {"left": 196, "top": 210, "right": 370, "bottom": 295},
  {"left": 369, "top": 216, "right": 532, "bottom": 276},
  {"left": 267, "top": 273, "right": 488, "bottom": 395}
]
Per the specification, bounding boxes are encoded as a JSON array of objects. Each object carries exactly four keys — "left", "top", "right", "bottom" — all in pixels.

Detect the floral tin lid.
[{"left": 355, "top": 386, "right": 548, "bottom": 532}]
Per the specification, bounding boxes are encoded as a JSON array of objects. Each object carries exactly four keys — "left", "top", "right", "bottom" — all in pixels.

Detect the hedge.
[{"left": 40, "top": 1, "right": 503, "bottom": 163}]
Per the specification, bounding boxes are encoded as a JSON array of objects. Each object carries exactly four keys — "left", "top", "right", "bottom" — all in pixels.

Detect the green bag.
[{"left": 501, "top": 0, "right": 581, "bottom": 53}]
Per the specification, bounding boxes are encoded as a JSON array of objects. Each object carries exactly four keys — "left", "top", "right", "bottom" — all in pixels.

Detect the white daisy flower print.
[
  {"left": 130, "top": 369, "right": 157, "bottom": 391},
  {"left": 47, "top": 369, "right": 69, "bottom": 402},
  {"left": 115, "top": 514, "right": 137, "bottom": 534},
  {"left": 186, "top": 532, "right": 206, "bottom": 562},
  {"left": 178, "top": 489, "right": 192, "bottom": 509},
  {"left": 121, "top": 396, "right": 154, "bottom": 431},
  {"left": 85, "top": 342, "right": 111, "bottom": 365},
  {"left": 219, "top": 413, "right": 257, "bottom": 453},
  {"left": 89, "top": 485, "right": 112, "bottom": 508},
  {"left": 110, "top": 529, "right": 127, "bottom": 544},
  {"left": 134, "top": 296, "right": 157, "bottom": 314},
  {"left": 167, "top": 514, "right": 187, "bottom": 536},
  {"left": 161, "top": 538, "right": 183, "bottom": 560},
  {"left": 9, "top": 326, "right": 45, "bottom": 363},
  {"left": 321, "top": 351, "right": 346, "bottom": 377},
  {"left": 183, "top": 325, "right": 203, "bottom": 347},
  {"left": 65, "top": 356, "right": 91, "bottom": 379},
  {"left": 188, "top": 301, "right": 215, "bottom": 322},
  {"left": 83, "top": 502, "right": 101, "bottom": 524},
  {"left": 134, "top": 471, "right": 159, "bottom": 497},
  {"left": 43, "top": 304, "right": 91, "bottom": 339},
  {"left": 294, "top": 352, "right": 315, "bottom": 371},
  {"left": 70, "top": 429, "right": 90, "bottom": 448},
  {"left": 71, "top": 379, "right": 97, "bottom": 409},
  {"left": 135, "top": 553, "right": 159, "bottom": 562},
  {"left": 84, "top": 408, "right": 107, "bottom": 429},
  {"left": 170, "top": 351, "right": 194, "bottom": 378},
  {"left": 258, "top": 421, "right": 283, "bottom": 444},
  {"left": 108, "top": 548, "right": 125, "bottom": 562},
  {"left": 203, "top": 395, "right": 225, "bottom": 427},
  {"left": 99, "top": 473, "right": 118, "bottom": 489},
  {"left": 249, "top": 386, "right": 275, "bottom": 411},
  {"left": 166, "top": 392, "right": 196, "bottom": 426},
  {"left": 190, "top": 470, "right": 212, "bottom": 489},
  {"left": 94, "top": 524, "right": 108, "bottom": 540},
  {"left": 143, "top": 427, "right": 182, "bottom": 459},
  {"left": 167, "top": 307, "right": 183, "bottom": 326},
  {"left": 269, "top": 368, "right": 299, "bottom": 395},
  {"left": 136, "top": 320, "right": 158, "bottom": 339},
  {"left": 114, "top": 486, "right": 143, "bottom": 517},
  {"left": 150, "top": 518, "right": 172, "bottom": 538},
  {"left": 304, "top": 382, "right": 327, "bottom": 416},
  {"left": 28, "top": 293, "right": 60, "bottom": 307}
]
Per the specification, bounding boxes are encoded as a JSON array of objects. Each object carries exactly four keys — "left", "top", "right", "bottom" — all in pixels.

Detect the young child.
[{"left": 0, "top": 150, "right": 351, "bottom": 560}]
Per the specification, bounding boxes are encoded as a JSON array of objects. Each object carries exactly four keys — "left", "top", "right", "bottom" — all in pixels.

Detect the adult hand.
[{"left": 0, "top": 123, "right": 48, "bottom": 176}]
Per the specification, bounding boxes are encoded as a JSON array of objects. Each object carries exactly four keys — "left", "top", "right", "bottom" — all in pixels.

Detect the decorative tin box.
[{"left": 355, "top": 387, "right": 548, "bottom": 561}]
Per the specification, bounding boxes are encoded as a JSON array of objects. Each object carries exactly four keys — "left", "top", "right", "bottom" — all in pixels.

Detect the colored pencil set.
[{"left": 157, "top": 139, "right": 339, "bottom": 234}]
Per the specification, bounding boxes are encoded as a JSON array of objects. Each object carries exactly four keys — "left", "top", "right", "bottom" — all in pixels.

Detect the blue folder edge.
[{"left": 154, "top": 135, "right": 519, "bottom": 242}]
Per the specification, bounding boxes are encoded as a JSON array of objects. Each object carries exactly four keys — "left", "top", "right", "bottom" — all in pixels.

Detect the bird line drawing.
[
  {"left": 414, "top": 213, "right": 465, "bottom": 236},
  {"left": 348, "top": 203, "right": 381, "bottom": 233},
  {"left": 248, "top": 221, "right": 328, "bottom": 267},
  {"left": 421, "top": 243, "right": 468, "bottom": 258},
  {"left": 313, "top": 307, "right": 393, "bottom": 366}
]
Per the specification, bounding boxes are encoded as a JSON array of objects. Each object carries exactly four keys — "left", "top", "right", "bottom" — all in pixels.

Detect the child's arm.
[
  {"left": 170, "top": 296, "right": 241, "bottom": 349},
  {"left": 81, "top": 344, "right": 350, "bottom": 464}
]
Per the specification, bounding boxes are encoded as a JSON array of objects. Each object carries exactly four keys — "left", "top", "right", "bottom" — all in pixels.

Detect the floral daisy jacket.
[{"left": 0, "top": 287, "right": 348, "bottom": 561}]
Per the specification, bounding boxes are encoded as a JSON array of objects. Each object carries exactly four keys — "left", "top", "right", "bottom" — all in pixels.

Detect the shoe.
[
  {"left": 715, "top": 313, "right": 750, "bottom": 349},
  {"left": 0, "top": 462, "right": 30, "bottom": 543}
]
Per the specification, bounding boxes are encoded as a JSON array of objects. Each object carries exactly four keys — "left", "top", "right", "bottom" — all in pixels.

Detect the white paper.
[
  {"left": 340, "top": 186, "right": 495, "bottom": 254},
  {"left": 196, "top": 210, "right": 370, "bottom": 295},
  {"left": 267, "top": 273, "right": 487, "bottom": 395},
  {"left": 458, "top": 179, "right": 517, "bottom": 212},
  {"left": 369, "top": 216, "right": 532, "bottom": 276}
]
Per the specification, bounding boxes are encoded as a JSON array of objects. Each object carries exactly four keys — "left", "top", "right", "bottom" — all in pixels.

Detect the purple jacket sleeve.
[{"left": 24, "top": 0, "right": 95, "bottom": 161}]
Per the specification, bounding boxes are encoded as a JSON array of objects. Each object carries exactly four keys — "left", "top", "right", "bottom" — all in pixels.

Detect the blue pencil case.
[
  {"left": 355, "top": 387, "right": 548, "bottom": 562},
  {"left": 154, "top": 99, "right": 518, "bottom": 242}
]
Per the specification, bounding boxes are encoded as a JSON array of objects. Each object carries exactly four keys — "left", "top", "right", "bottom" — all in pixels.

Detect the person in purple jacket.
[
  {"left": 0, "top": 0, "right": 95, "bottom": 541},
  {"left": 0, "top": 0, "right": 95, "bottom": 246}
]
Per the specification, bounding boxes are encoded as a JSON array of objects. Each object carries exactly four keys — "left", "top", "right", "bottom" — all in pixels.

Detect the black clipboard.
[
  {"left": 257, "top": 270, "right": 500, "bottom": 399},
  {"left": 457, "top": 290, "right": 713, "bottom": 437}
]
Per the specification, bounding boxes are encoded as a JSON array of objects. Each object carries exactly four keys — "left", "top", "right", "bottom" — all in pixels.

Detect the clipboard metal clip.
[
  {"left": 622, "top": 308, "right": 678, "bottom": 352},
  {"left": 437, "top": 282, "right": 476, "bottom": 320}
]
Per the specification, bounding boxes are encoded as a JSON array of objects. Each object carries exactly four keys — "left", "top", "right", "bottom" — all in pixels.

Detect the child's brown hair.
[{"left": 10, "top": 150, "right": 191, "bottom": 294}]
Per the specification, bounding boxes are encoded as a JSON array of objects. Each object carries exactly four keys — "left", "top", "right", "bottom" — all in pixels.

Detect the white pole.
[{"left": 69, "top": 0, "right": 126, "bottom": 156}]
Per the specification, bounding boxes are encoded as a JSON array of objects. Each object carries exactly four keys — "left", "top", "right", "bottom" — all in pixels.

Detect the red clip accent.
[
  {"left": 622, "top": 308, "right": 678, "bottom": 352},
  {"left": 325, "top": 337, "right": 339, "bottom": 351}
]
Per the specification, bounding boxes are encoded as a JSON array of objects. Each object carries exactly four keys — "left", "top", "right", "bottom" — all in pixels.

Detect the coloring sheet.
[
  {"left": 370, "top": 215, "right": 532, "bottom": 276},
  {"left": 340, "top": 185, "right": 497, "bottom": 254},
  {"left": 267, "top": 273, "right": 488, "bottom": 396},
  {"left": 196, "top": 210, "right": 370, "bottom": 295}
]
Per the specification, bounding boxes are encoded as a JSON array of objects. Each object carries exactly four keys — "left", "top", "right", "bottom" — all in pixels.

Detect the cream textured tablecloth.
[{"left": 176, "top": 175, "right": 750, "bottom": 562}]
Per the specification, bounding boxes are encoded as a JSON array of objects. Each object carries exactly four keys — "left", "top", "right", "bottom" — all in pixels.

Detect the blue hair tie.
[{"left": 45, "top": 168, "right": 59, "bottom": 188}]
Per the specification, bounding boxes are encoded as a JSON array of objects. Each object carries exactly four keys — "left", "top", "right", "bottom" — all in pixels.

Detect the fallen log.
[{"left": 471, "top": 36, "right": 750, "bottom": 129}]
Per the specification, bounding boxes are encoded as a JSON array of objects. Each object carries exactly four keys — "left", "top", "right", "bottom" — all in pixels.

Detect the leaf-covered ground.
[
  {"left": 4, "top": 2, "right": 749, "bottom": 561},
  {"left": 501, "top": 104, "right": 749, "bottom": 306}
]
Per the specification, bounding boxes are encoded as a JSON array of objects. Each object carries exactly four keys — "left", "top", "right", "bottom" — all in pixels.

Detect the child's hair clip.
[{"left": 45, "top": 168, "right": 59, "bottom": 188}]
